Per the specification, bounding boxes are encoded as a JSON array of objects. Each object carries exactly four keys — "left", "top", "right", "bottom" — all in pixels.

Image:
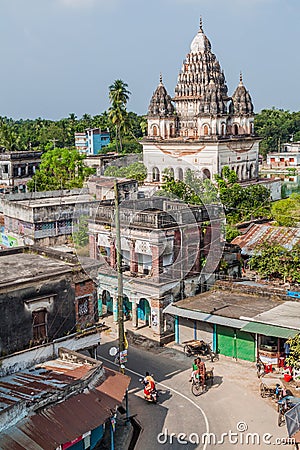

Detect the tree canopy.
[
  {"left": 249, "top": 242, "right": 300, "bottom": 283},
  {"left": 286, "top": 335, "right": 300, "bottom": 369},
  {"left": 0, "top": 110, "right": 144, "bottom": 154},
  {"left": 27, "top": 148, "right": 95, "bottom": 192},
  {"left": 254, "top": 108, "right": 300, "bottom": 157},
  {"left": 104, "top": 161, "right": 147, "bottom": 183},
  {"left": 271, "top": 193, "right": 300, "bottom": 226}
]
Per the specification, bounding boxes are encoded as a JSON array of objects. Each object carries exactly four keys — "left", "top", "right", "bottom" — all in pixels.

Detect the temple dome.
[{"left": 190, "top": 20, "right": 211, "bottom": 53}]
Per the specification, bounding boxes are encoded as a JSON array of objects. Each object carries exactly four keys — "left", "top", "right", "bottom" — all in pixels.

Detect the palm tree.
[
  {"left": 108, "top": 80, "right": 131, "bottom": 153},
  {"left": 0, "top": 124, "right": 22, "bottom": 151}
]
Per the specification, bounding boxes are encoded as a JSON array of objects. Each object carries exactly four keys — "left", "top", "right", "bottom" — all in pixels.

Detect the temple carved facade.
[{"left": 142, "top": 19, "right": 260, "bottom": 184}]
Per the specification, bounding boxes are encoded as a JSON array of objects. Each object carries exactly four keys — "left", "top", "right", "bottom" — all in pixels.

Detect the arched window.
[
  {"left": 233, "top": 124, "right": 239, "bottom": 135},
  {"left": 202, "top": 168, "right": 211, "bottom": 180},
  {"left": 170, "top": 124, "right": 174, "bottom": 137},
  {"left": 152, "top": 167, "right": 160, "bottom": 182},
  {"left": 221, "top": 123, "right": 226, "bottom": 135},
  {"left": 168, "top": 167, "right": 175, "bottom": 179},
  {"left": 203, "top": 124, "right": 209, "bottom": 136},
  {"left": 250, "top": 123, "right": 254, "bottom": 134},
  {"left": 153, "top": 125, "right": 158, "bottom": 136},
  {"left": 178, "top": 167, "right": 183, "bottom": 181}
]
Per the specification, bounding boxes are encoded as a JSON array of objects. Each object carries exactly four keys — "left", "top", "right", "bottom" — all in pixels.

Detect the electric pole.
[{"left": 114, "top": 180, "right": 125, "bottom": 373}]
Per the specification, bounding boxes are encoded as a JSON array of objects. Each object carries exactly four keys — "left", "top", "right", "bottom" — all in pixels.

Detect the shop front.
[{"left": 240, "top": 322, "right": 299, "bottom": 368}]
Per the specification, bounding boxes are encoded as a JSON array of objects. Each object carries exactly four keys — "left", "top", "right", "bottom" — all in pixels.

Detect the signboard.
[
  {"left": 0, "top": 233, "right": 18, "bottom": 248},
  {"left": 120, "top": 349, "right": 127, "bottom": 364}
]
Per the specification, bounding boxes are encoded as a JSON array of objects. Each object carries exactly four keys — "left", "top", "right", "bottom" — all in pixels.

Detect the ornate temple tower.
[
  {"left": 142, "top": 19, "right": 260, "bottom": 183},
  {"left": 147, "top": 74, "right": 177, "bottom": 140}
]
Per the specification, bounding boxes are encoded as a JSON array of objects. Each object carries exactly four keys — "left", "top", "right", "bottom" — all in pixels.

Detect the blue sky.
[{"left": 0, "top": 0, "right": 299, "bottom": 120}]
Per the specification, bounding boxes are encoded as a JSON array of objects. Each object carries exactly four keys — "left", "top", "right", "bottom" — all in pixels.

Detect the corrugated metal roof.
[
  {"left": 164, "top": 304, "right": 248, "bottom": 329},
  {"left": 0, "top": 362, "right": 92, "bottom": 411},
  {"left": 240, "top": 322, "right": 299, "bottom": 339},
  {"left": 0, "top": 367, "right": 130, "bottom": 450},
  {"left": 232, "top": 224, "right": 300, "bottom": 255}
]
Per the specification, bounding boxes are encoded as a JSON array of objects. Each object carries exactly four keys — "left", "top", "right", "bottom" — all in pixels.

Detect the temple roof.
[
  {"left": 190, "top": 18, "right": 212, "bottom": 53},
  {"left": 148, "top": 74, "right": 175, "bottom": 117},
  {"left": 230, "top": 73, "right": 254, "bottom": 115},
  {"left": 174, "top": 19, "right": 229, "bottom": 114}
]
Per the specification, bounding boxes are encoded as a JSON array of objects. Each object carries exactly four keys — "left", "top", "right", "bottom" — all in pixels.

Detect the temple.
[{"left": 143, "top": 19, "right": 260, "bottom": 184}]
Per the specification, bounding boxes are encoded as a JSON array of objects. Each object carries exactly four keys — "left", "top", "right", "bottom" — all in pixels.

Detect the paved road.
[{"left": 98, "top": 332, "right": 294, "bottom": 450}]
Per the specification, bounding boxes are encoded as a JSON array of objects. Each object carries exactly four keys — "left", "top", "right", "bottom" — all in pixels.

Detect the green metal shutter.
[
  {"left": 236, "top": 330, "right": 255, "bottom": 362},
  {"left": 216, "top": 325, "right": 235, "bottom": 358}
]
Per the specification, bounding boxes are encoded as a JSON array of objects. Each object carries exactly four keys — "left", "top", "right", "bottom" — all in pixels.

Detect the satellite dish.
[{"left": 109, "top": 346, "right": 118, "bottom": 357}]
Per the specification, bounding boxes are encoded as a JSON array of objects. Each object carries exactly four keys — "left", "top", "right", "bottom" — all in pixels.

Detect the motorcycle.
[{"left": 139, "top": 376, "right": 158, "bottom": 403}]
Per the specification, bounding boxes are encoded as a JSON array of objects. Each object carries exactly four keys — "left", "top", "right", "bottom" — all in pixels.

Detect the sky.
[{"left": 0, "top": 0, "right": 299, "bottom": 120}]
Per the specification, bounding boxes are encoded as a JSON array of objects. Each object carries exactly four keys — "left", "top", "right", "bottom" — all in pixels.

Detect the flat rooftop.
[
  {"left": 0, "top": 251, "right": 74, "bottom": 286},
  {"left": 7, "top": 193, "right": 93, "bottom": 208},
  {"left": 174, "top": 287, "right": 286, "bottom": 320}
]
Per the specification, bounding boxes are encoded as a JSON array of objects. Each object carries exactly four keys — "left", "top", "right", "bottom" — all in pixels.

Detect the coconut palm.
[{"left": 108, "top": 80, "right": 131, "bottom": 153}]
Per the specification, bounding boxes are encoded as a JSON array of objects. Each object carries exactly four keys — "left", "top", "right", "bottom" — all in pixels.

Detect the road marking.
[{"left": 100, "top": 354, "right": 210, "bottom": 450}]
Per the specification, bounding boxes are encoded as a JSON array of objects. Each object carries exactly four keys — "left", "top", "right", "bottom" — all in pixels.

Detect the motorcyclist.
[{"left": 143, "top": 372, "right": 156, "bottom": 400}]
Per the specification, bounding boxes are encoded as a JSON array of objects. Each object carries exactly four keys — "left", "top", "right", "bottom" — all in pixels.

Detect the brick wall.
[{"left": 74, "top": 279, "right": 98, "bottom": 329}]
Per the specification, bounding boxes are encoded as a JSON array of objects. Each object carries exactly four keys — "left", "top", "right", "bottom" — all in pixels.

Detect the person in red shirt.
[{"left": 143, "top": 372, "right": 156, "bottom": 399}]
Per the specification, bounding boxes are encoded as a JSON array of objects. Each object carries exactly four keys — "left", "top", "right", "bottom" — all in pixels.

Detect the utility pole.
[{"left": 114, "top": 180, "right": 125, "bottom": 374}]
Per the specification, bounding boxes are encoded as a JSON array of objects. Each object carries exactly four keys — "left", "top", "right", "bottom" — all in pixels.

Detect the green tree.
[
  {"left": 249, "top": 242, "right": 300, "bottom": 283},
  {"left": 285, "top": 335, "right": 300, "bottom": 369},
  {"left": 0, "top": 123, "right": 23, "bottom": 151},
  {"left": 73, "top": 215, "right": 89, "bottom": 248},
  {"left": 108, "top": 79, "right": 131, "bottom": 153},
  {"left": 254, "top": 108, "right": 295, "bottom": 158},
  {"left": 27, "top": 147, "right": 95, "bottom": 192},
  {"left": 104, "top": 161, "right": 147, "bottom": 183},
  {"left": 271, "top": 193, "right": 300, "bottom": 226}
]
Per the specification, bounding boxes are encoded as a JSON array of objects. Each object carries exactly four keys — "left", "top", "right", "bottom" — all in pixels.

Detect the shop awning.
[
  {"left": 241, "top": 322, "right": 299, "bottom": 339},
  {"left": 163, "top": 304, "right": 248, "bottom": 329}
]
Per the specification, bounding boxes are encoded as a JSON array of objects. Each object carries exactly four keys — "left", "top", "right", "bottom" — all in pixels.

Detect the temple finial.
[
  {"left": 159, "top": 72, "right": 163, "bottom": 84},
  {"left": 199, "top": 16, "right": 203, "bottom": 31},
  {"left": 239, "top": 71, "right": 243, "bottom": 84}
]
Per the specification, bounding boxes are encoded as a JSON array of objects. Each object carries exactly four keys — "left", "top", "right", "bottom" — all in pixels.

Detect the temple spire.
[
  {"left": 159, "top": 72, "right": 163, "bottom": 84},
  {"left": 199, "top": 16, "right": 203, "bottom": 32},
  {"left": 239, "top": 71, "right": 243, "bottom": 85}
]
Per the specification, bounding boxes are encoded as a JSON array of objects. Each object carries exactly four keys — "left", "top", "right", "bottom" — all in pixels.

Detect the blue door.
[{"left": 138, "top": 298, "right": 151, "bottom": 324}]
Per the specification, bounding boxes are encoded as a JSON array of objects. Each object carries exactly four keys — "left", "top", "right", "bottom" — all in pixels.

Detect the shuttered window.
[{"left": 32, "top": 310, "right": 47, "bottom": 340}]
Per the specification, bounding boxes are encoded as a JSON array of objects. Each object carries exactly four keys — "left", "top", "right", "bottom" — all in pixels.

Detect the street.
[{"left": 98, "top": 331, "right": 294, "bottom": 450}]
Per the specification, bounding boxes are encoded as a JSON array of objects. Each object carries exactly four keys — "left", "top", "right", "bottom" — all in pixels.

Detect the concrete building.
[
  {"left": 164, "top": 281, "right": 300, "bottom": 364},
  {"left": 88, "top": 196, "right": 242, "bottom": 340},
  {"left": 0, "top": 347, "right": 130, "bottom": 450},
  {"left": 0, "top": 188, "right": 98, "bottom": 248},
  {"left": 87, "top": 176, "right": 138, "bottom": 201},
  {"left": 0, "top": 246, "right": 98, "bottom": 355},
  {"left": 0, "top": 150, "right": 42, "bottom": 193},
  {"left": 75, "top": 128, "right": 110, "bottom": 156},
  {"left": 267, "top": 142, "right": 300, "bottom": 168}
]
